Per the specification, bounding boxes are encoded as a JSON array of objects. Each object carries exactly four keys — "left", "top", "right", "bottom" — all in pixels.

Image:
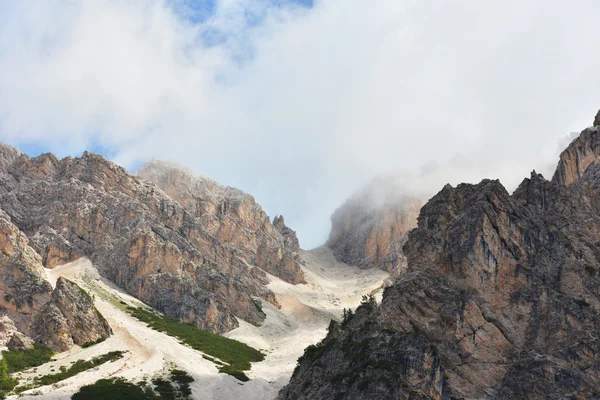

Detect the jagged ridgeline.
[
  {"left": 0, "top": 147, "right": 304, "bottom": 337},
  {"left": 279, "top": 112, "right": 600, "bottom": 400}
]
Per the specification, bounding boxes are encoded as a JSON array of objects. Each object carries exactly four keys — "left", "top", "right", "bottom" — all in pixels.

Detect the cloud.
[{"left": 0, "top": 0, "right": 599, "bottom": 248}]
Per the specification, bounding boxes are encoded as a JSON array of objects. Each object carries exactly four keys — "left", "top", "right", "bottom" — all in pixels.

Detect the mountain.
[
  {"left": 0, "top": 145, "right": 303, "bottom": 335},
  {"left": 327, "top": 176, "right": 423, "bottom": 277},
  {"left": 278, "top": 111, "right": 600, "bottom": 399}
]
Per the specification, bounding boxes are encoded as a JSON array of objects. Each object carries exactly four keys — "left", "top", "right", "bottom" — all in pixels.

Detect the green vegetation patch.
[
  {"left": 0, "top": 358, "right": 18, "bottom": 399},
  {"left": 72, "top": 369, "right": 195, "bottom": 400},
  {"left": 31, "top": 351, "right": 125, "bottom": 387},
  {"left": 72, "top": 378, "right": 150, "bottom": 400},
  {"left": 0, "top": 344, "right": 54, "bottom": 398},
  {"left": 81, "top": 336, "right": 107, "bottom": 348},
  {"left": 127, "top": 306, "right": 264, "bottom": 381},
  {"left": 2, "top": 344, "right": 54, "bottom": 373}
]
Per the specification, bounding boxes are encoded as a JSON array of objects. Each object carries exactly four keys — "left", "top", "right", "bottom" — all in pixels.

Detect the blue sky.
[{"left": 1, "top": 0, "right": 600, "bottom": 248}]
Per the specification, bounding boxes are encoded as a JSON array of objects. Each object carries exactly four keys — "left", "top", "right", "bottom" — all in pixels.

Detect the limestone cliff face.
[
  {"left": 137, "top": 161, "right": 304, "bottom": 284},
  {"left": 0, "top": 203, "right": 110, "bottom": 351},
  {"left": 280, "top": 111, "right": 600, "bottom": 400},
  {"left": 327, "top": 178, "right": 422, "bottom": 275},
  {"left": 0, "top": 208, "right": 52, "bottom": 332},
  {"left": 33, "top": 277, "right": 111, "bottom": 351},
  {"left": 0, "top": 146, "right": 299, "bottom": 334},
  {"left": 552, "top": 120, "right": 600, "bottom": 185}
]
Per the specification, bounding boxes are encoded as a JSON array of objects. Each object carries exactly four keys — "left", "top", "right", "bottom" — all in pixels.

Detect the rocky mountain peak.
[
  {"left": 552, "top": 110, "right": 600, "bottom": 186},
  {"left": 281, "top": 112, "right": 600, "bottom": 399}
]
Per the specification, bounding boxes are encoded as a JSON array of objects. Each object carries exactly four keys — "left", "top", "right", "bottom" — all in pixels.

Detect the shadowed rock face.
[
  {"left": 0, "top": 145, "right": 301, "bottom": 334},
  {"left": 327, "top": 178, "right": 423, "bottom": 275},
  {"left": 279, "top": 111, "right": 600, "bottom": 400}
]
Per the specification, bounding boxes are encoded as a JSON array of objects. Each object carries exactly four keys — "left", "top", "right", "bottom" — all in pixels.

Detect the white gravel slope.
[{"left": 12, "top": 246, "right": 388, "bottom": 400}]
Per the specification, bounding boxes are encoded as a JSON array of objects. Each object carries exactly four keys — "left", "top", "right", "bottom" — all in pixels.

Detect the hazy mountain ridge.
[
  {"left": 327, "top": 180, "right": 423, "bottom": 276},
  {"left": 279, "top": 111, "right": 600, "bottom": 399}
]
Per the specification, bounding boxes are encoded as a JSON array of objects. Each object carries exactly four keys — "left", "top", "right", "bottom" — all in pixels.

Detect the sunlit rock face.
[
  {"left": 137, "top": 160, "right": 304, "bottom": 284},
  {"left": 0, "top": 206, "right": 109, "bottom": 351},
  {"left": 552, "top": 118, "right": 600, "bottom": 186},
  {"left": 0, "top": 207, "right": 52, "bottom": 333},
  {"left": 280, "top": 110, "right": 600, "bottom": 400},
  {"left": 0, "top": 145, "right": 302, "bottom": 334}
]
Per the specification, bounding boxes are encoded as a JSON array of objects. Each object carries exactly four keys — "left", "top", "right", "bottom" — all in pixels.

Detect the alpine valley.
[{"left": 2, "top": 111, "right": 600, "bottom": 399}]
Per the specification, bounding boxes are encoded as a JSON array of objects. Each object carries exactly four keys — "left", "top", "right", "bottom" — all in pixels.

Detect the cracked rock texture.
[
  {"left": 327, "top": 177, "right": 423, "bottom": 276},
  {"left": 0, "top": 145, "right": 302, "bottom": 334},
  {"left": 33, "top": 277, "right": 111, "bottom": 351},
  {"left": 137, "top": 161, "right": 304, "bottom": 284},
  {"left": 279, "top": 111, "right": 600, "bottom": 399},
  {"left": 0, "top": 208, "right": 52, "bottom": 333},
  {"left": 0, "top": 208, "right": 108, "bottom": 351}
]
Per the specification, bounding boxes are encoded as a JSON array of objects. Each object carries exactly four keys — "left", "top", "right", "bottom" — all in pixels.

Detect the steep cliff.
[
  {"left": 327, "top": 177, "right": 422, "bottom": 274},
  {"left": 0, "top": 145, "right": 301, "bottom": 334},
  {"left": 552, "top": 113, "right": 600, "bottom": 185},
  {"left": 0, "top": 208, "right": 52, "bottom": 333},
  {"left": 280, "top": 111, "right": 600, "bottom": 399},
  {"left": 137, "top": 160, "right": 304, "bottom": 284}
]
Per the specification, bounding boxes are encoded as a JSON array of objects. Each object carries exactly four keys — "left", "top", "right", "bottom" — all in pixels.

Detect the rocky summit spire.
[{"left": 595, "top": 109, "right": 600, "bottom": 126}]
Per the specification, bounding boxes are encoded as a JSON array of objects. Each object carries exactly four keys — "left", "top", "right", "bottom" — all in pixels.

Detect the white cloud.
[{"left": 0, "top": 0, "right": 599, "bottom": 248}]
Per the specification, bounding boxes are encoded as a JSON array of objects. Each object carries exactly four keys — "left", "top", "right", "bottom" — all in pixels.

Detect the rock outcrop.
[
  {"left": 0, "top": 203, "right": 110, "bottom": 351},
  {"left": 327, "top": 177, "right": 422, "bottom": 275},
  {"left": 279, "top": 111, "right": 600, "bottom": 399},
  {"left": 33, "top": 277, "right": 111, "bottom": 351},
  {"left": 0, "top": 316, "right": 17, "bottom": 348},
  {"left": 7, "top": 332, "right": 34, "bottom": 350},
  {"left": 0, "top": 208, "right": 52, "bottom": 332},
  {"left": 0, "top": 146, "right": 302, "bottom": 334}
]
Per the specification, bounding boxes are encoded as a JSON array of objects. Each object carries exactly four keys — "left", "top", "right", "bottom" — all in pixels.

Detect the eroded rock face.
[
  {"left": 0, "top": 146, "right": 299, "bottom": 334},
  {"left": 552, "top": 122, "right": 600, "bottom": 186},
  {"left": 0, "top": 205, "right": 109, "bottom": 351},
  {"left": 0, "top": 208, "right": 52, "bottom": 332},
  {"left": 34, "top": 277, "right": 111, "bottom": 351},
  {"left": 280, "top": 112, "right": 600, "bottom": 399},
  {"left": 137, "top": 161, "right": 304, "bottom": 284},
  {"left": 327, "top": 178, "right": 422, "bottom": 275}
]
